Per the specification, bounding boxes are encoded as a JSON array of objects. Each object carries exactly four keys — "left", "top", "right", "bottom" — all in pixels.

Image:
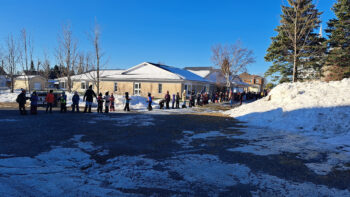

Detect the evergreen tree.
[
  {"left": 324, "top": 0, "right": 350, "bottom": 81},
  {"left": 265, "top": 0, "right": 325, "bottom": 83}
]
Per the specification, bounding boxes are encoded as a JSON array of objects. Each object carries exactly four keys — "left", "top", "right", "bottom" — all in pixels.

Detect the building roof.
[
  {"left": 57, "top": 69, "right": 125, "bottom": 81},
  {"left": 16, "top": 75, "right": 44, "bottom": 80},
  {"left": 105, "top": 62, "right": 209, "bottom": 82}
]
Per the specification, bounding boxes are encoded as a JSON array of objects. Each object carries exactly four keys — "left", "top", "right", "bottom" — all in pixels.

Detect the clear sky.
[{"left": 0, "top": 0, "right": 337, "bottom": 76}]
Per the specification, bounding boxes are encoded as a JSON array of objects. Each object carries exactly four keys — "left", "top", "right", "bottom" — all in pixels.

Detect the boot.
[
  {"left": 84, "top": 105, "right": 87, "bottom": 113},
  {"left": 88, "top": 106, "right": 92, "bottom": 113}
]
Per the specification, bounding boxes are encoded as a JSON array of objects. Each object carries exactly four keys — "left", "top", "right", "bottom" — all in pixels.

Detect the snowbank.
[
  {"left": 0, "top": 90, "right": 22, "bottom": 103},
  {"left": 225, "top": 78, "right": 350, "bottom": 134}
]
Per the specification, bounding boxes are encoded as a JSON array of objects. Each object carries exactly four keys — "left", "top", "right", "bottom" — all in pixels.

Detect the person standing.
[
  {"left": 45, "top": 90, "right": 55, "bottom": 113},
  {"left": 124, "top": 92, "right": 131, "bottom": 111},
  {"left": 72, "top": 91, "right": 80, "bottom": 112},
  {"left": 110, "top": 93, "right": 115, "bottom": 112},
  {"left": 172, "top": 94, "right": 175, "bottom": 109},
  {"left": 83, "top": 85, "right": 97, "bottom": 113},
  {"left": 16, "top": 89, "right": 29, "bottom": 115},
  {"left": 58, "top": 91, "right": 67, "bottom": 113},
  {"left": 97, "top": 93, "right": 103, "bottom": 113},
  {"left": 165, "top": 91, "right": 170, "bottom": 109},
  {"left": 30, "top": 91, "right": 39, "bottom": 115},
  {"left": 147, "top": 93, "right": 153, "bottom": 111},
  {"left": 103, "top": 92, "right": 111, "bottom": 113},
  {"left": 182, "top": 90, "right": 187, "bottom": 108},
  {"left": 175, "top": 92, "right": 180, "bottom": 109},
  {"left": 229, "top": 90, "right": 234, "bottom": 107}
]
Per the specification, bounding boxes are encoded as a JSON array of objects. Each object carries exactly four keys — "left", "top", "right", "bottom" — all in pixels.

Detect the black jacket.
[
  {"left": 16, "top": 92, "right": 28, "bottom": 105},
  {"left": 84, "top": 89, "right": 97, "bottom": 102}
]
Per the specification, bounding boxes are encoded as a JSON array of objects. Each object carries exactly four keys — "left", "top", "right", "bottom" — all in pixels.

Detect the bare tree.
[
  {"left": 4, "top": 34, "right": 21, "bottom": 93},
  {"left": 89, "top": 20, "right": 106, "bottom": 95},
  {"left": 20, "top": 28, "right": 35, "bottom": 92},
  {"left": 41, "top": 50, "right": 51, "bottom": 80},
  {"left": 212, "top": 41, "right": 255, "bottom": 89},
  {"left": 56, "top": 23, "right": 78, "bottom": 92}
]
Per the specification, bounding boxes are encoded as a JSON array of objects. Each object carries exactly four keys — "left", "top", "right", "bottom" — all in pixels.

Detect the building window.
[
  {"left": 134, "top": 82, "right": 141, "bottom": 95},
  {"left": 158, "top": 83, "right": 162, "bottom": 94},
  {"left": 60, "top": 81, "right": 66, "bottom": 89},
  {"left": 114, "top": 82, "right": 118, "bottom": 92},
  {"left": 256, "top": 79, "right": 259, "bottom": 83},
  {"left": 81, "top": 82, "right": 86, "bottom": 90}
]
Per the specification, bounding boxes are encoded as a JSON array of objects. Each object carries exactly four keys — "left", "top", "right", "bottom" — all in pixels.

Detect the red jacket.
[{"left": 46, "top": 93, "right": 55, "bottom": 103}]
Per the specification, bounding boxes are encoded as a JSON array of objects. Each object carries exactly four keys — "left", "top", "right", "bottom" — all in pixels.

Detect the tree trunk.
[
  {"left": 292, "top": 13, "right": 298, "bottom": 83},
  {"left": 11, "top": 75, "right": 14, "bottom": 93}
]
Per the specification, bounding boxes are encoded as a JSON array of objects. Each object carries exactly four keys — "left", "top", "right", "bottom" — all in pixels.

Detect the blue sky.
[{"left": 0, "top": 0, "right": 337, "bottom": 76}]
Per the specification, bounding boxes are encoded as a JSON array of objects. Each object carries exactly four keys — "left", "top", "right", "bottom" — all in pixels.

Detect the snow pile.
[
  {"left": 0, "top": 90, "right": 21, "bottom": 103},
  {"left": 225, "top": 78, "right": 350, "bottom": 134}
]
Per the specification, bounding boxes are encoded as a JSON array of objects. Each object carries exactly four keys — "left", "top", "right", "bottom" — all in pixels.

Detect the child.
[
  {"left": 45, "top": 90, "right": 55, "bottom": 113},
  {"left": 72, "top": 91, "right": 80, "bottom": 112},
  {"left": 147, "top": 93, "right": 152, "bottom": 111},
  {"left": 165, "top": 91, "right": 170, "bottom": 109},
  {"left": 58, "top": 91, "right": 67, "bottom": 113},
  {"left": 110, "top": 93, "right": 115, "bottom": 112},
  {"left": 16, "top": 89, "right": 29, "bottom": 115},
  {"left": 97, "top": 93, "right": 104, "bottom": 113},
  {"left": 175, "top": 92, "right": 180, "bottom": 109},
  {"left": 30, "top": 91, "right": 39, "bottom": 115},
  {"left": 172, "top": 94, "right": 175, "bottom": 109},
  {"left": 123, "top": 92, "right": 131, "bottom": 111},
  {"left": 103, "top": 92, "right": 110, "bottom": 113}
]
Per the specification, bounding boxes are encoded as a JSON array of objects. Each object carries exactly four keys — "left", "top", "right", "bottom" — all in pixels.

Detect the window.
[
  {"left": 60, "top": 81, "right": 66, "bottom": 89},
  {"left": 81, "top": 82, "right": 86, "bottom": 90},
  {"left": 187, "top": 84, "right": 192, "bottom": 95},
  {"left": 158, "top": 83, "right": 162, "bottom": 94},
  {"left": 134, "top": 82, "right": 141, "bottom": 95},
  {"left": 114, "top": 82, "right": 118, "bottom": 92}
]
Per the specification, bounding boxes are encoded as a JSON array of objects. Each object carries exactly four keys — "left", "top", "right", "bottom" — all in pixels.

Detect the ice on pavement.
[{"left": 0, "top": 135, "right": 349, "bottom": 196}]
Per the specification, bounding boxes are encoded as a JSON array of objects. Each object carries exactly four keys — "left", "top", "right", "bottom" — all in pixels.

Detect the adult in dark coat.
[
  {"left": 16, "top": 89, "right": 29, "bottom": 115},
  {"left": 165, "top": 91, "right": 170, "bottom": 109},
  {"left": 175, "top": 92, "right": 180, "bottom": 109},
  {"left": 83, "top": 85, "right": 97, "bottom": 113}
]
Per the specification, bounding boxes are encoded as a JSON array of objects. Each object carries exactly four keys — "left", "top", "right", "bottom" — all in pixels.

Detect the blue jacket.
[
  {"left": 72, "top": 94, "right": 80, "bottom": 104},
  {"left": 30, "top": 94, "right": 39, "bottom": 106}
]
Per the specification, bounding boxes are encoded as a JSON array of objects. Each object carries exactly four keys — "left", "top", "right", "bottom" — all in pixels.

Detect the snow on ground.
[
  {"left": 223, "top": 78, "right": 350, "bottom": 175},
  {"left": 0, "top": 90, "right": 21, "bottom": 103},
  {"left": 0, "top": 135, "right": 349, "bottom": 196},
  {"left": 224, "top": 78, "right": 350, "bottom": 134}
]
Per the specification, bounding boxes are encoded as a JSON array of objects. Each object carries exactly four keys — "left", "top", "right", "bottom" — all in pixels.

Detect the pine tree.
[
  {"left": 265, "top": 0, "right": 325, "bottom": 83},
  {"left": 324, "top": 0, "right": 350, "bottom": 81}
]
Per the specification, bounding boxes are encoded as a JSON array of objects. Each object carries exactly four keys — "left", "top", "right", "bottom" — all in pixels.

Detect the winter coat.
[
  {"left": 84, "top": 89, "right": 96, "bottom": 102},
  {"left": 30, "top": 94, "right": 39, "bottom": 106},
  {"left": 59, "top": 94, "right": 67, "bottom": 104},
  {"left": 45, "top": 93, "right": 55, "bottom": 103},
  {"left": 97, "top": 96, "right": 104, "bottom": 106},
  {"left": 104, "top": 95, "right": 111, "bottom": 106},
  {"left": 72, "top": 94, "right": 80, "bottom": 104},
  {"left": 110, "top": 96, "right": 115, "bottom": 104},
  {"left": 125, "top": 95, "right": 130, "bottom": 104},
  {"left": 176, "top": 94, "right": 180, "bottom": 102},
  {"left": 172, "top": 94, "right": 175, "bottom": 103},
  {"left": 16, "top": 92, "right": 28, "bottom": 105},
  {"left": 165, "top": 94, "right": 170, "bottom": 102},
  {"left": 148, "top": 96, "right": 152, "bottom": 103},
  {"left": 182, "top": 92, "right": 186, "bottom": 101}
]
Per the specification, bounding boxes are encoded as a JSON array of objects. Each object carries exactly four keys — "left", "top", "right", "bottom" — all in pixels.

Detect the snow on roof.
[
  {"left": 16, "top": 75, "right": 43, "bottom": 80},
  {"left": 149, "top": 62, "right": 208, "bottom": 82},
  {"left": 104, "top": 62, "right": 209, "bottom": 82},
  {"left": 187, "top": 70, "right": 211, "bottom": 78},
  {"left": 57, "top": 70, "right": 124, "bottom": 81}
]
